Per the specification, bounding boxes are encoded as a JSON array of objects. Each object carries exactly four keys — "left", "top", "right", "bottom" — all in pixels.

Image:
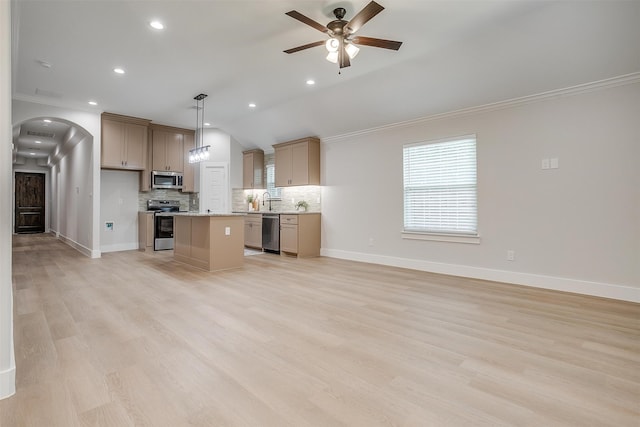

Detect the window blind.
[
  {"left": 265, "top": 163, "right": 281, "bottom": 199},
  {"left": 403, "top": 136, "right": 477, "bottom": 235}
]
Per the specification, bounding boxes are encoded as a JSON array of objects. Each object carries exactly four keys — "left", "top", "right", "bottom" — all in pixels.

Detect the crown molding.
[{"left": 322, "top": 73, "right": 640, "bottom": 144}]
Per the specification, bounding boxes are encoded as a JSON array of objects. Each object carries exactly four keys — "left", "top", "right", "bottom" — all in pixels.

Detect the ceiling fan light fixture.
[
  {"left": 345, "top": 43, "right": 360, "bottom": 59},
  {"left": 326, "top": 51, "right": 339, "bottom": 63},
  {"left": 325, "top": 38, "right": 339, "bottom": 52}
]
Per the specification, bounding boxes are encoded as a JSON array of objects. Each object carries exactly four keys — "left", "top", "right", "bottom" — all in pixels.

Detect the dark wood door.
[{"left": 15, "top": 172, "right": 45, "bottom": 234}]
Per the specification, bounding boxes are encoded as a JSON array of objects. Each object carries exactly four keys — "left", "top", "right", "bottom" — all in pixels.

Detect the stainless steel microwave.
[{"left": 151, "top": 171, "right": 183, "bottom": 190}]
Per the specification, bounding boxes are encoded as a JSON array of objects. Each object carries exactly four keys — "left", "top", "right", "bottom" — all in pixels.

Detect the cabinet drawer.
[
  {"left": 244, "top": 214, "right": 262, "bottom": 225},
  {"left": 280, "top": 214, "right": 298, "bottom": 225}
]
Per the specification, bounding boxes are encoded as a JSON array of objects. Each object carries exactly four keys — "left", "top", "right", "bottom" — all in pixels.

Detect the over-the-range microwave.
[{"left": 151, "top": 170, "right": 183, "bottom": 190}]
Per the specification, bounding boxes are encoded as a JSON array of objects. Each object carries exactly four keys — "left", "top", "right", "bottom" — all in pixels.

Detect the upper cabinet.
[
  {"left": 243, "top": 149, "right": 264, "bottom": 189},
  {"left": 151, "top": 127, "right": 184, "bottom": 172},
  {"left": 273, "top": 137, "right": 320, "bottom": 187},
  {"left": 101, "top": 113, "right": 151, "bottom": 170},
  {"left": 182, "top": 132, "right": 196, "bottom": 193}
]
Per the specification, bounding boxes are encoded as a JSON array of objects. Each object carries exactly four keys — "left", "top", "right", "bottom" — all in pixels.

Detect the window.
[
  {"left": 265, "top": 163, "right": 281, "bottom": 199},
  {"left": 403, "top": 135, "right": 478, "bottom": 242}
]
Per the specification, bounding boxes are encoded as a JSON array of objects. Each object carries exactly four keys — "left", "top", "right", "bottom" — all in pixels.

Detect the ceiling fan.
[{"left": 283, "top": 1, "right": 403, "bottom": 69}]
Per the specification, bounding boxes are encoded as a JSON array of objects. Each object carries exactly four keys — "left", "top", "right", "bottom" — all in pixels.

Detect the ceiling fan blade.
[
  {"left": 345, "top": 1, "right": 385, "bottom": 35},
  {"left": 285, "top": 10, "right": 328, "bottom": 33},
  {"left": 283, "top": 40, "right": 325, "bottom": 54},
  {"left": 351, "top": 36, "right": 403, "bottom": 50}
]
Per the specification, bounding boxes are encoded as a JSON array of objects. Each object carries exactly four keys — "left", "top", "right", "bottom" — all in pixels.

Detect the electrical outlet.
[
  {"left": 368, "top": 237, "right": 374, "bottom": 247},
  {"left": 541, "top": 159, "right": 550, "bottom": 170},
  {"left": 507, "top": 250, "right": 515, "bottom": 261},
  {"left": 550, "top": 158, "right": 559, "bottom": 169},
  {"left": 225, "top": 227, "right": 231, "bottom": 236}
]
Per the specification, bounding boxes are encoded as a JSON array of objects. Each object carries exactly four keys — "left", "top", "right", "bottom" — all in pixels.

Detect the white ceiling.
[{"left": 11, "top": 0, "right": 640, "bottom": 160}]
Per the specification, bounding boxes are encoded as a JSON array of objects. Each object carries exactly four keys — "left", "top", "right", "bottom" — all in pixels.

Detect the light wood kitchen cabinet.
[
  {"left": 138, "top": 212, "right": 154, "bottom": 252},
  {"left": 151, "top": 127, "right": 184, "bottom": 172},
  {"left": 182, "top": 132, "right": 196, "bottom": 192},
  {"left": 279, "top": 213, "right": 321, "bottom": 258},
  {"left": 243, "top": 149, "right": 264, "bottom": 189},
  {"left": 244, "top": 213, "right": 262, "bottom": 249},
  {"left": 101, "top": 113, "right": 150, "bottom": 170},
  {"left": 274, "top": 137, "right": 320, "bottom": 187},
  {"left": 174, "top": 214, "right": 244, "bottom": 272}
]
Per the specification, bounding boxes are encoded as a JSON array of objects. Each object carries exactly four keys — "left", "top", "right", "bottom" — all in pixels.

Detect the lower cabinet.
[
  {"left": 244, "top": 214, "right": 262, "bottom": 249},
  {"left": 280, "top": 213, "right": 321, "bottom": 258},
  {"left": 138, "top": 212, "right": 154, "bottom": 251}
]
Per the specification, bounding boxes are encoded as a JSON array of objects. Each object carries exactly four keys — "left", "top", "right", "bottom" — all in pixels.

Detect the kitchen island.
[{"left": 172, "top": 212, "right": 245, "bottom": 272}]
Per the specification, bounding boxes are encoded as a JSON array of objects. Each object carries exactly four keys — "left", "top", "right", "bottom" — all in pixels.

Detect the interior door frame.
[{"left": 13, "top": 169, "right": 50, "bottom": 234}]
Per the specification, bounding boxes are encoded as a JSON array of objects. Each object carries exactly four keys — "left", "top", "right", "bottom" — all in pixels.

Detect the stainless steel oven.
[{"left": 147, "top": 200, "right": 181, "bottom": 250}]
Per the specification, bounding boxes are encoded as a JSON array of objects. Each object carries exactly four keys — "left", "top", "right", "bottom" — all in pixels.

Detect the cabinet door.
[
  {"left": 274, "top": 145, "right": 292, "bottom": 187},
  {"left": 182, "top": 132, "right": 195, "bottom": 192},
  {"left": 166, "top": 132, "right": 184, "bottom": 172},
  {"left": 145, "top": 214, "right": 154, "bottom": 247},
  {"left": 280, "top": 223, "right": 298, "bottom": 253},
  {"left": 152, "top": 130, "right": 168, "bottom": 170},
  {"left": 124, "top": 123, "right": 147, "bottom": 170},
  {"left": 290, "top": 141, "right": 310, "bottom": 185},
  {"left": 243, "top": 153, "right": 254, "bottom": 189},
  {"left": 101, "top": 119, "right": 125, "bottom": 168}
]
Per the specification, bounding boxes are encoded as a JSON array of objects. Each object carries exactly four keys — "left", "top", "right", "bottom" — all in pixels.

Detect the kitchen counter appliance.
[
  {"left": 262, "top": 214, "right": 280, "bottom": 253},
  {"left": 151, "top": 171, "right": 183, "bottom": 190},
  {"left": 147, "top": 199, "right": 181, "bottom": 250}
]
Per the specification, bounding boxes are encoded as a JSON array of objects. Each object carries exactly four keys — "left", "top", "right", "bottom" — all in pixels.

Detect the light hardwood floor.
[{"left": 1, "top": 233, "right": 639, "bottom": 426}]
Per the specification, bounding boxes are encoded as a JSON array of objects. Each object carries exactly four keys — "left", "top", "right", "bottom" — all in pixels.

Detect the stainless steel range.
[{"left": 147, "top": 199, "right": 181, "bottom": 251}]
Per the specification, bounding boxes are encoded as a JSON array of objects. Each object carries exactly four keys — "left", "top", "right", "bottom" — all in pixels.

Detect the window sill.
[{"left": 402, "top": 231, "right": 480, "bottom": 244}]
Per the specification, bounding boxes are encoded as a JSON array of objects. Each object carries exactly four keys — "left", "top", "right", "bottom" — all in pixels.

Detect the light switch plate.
[
  {"left": 550, "top": 158, "right": 559, "bottom": 169},
  {"left": 541, "top": 158, "right": 550, "bottom": 170}
]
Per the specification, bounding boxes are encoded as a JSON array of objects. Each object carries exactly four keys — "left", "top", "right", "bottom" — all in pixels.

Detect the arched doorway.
[{"left": 12, "top": 116, "right": 96, "bottom": 254}]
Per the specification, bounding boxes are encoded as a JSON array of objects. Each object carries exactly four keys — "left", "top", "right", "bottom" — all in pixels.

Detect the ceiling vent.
[{"left": 27, "top": 130, "right": 55, "bottom": 138}]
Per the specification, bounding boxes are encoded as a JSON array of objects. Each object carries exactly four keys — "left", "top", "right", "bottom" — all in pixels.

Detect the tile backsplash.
[
  {"left": 233, "top": 186, "right": 321, "bottom": 212},
  {"left": 138, "top": 189, "right": 198, "bottom": 211}
]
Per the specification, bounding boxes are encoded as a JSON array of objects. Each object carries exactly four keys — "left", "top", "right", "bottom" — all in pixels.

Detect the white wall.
[
  {"left": 12, "top": 100, "right": 101, "bottom": 257},
  {"left": 0, "top": 0, "right": 15, "bottom": 400},
  {"left": 321, "top": 79, "right": 640, "bottom": 302},
  {"left": 100, "top": 170, "right": 140, "bottom": 252}
]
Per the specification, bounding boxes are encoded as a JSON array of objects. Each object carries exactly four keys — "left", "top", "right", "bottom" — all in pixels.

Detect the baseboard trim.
[
  {"left": 0, "top": 365, "right": 16, "bottom": 400},
  {"left": 57, "top": 234, "right": 98, "bottom": 258},
  {"left": 100, "top": 243, "right": 138, "bottom": 253},
  {"left": 320, "top": 249, "right": 640, "bottom": 303}
]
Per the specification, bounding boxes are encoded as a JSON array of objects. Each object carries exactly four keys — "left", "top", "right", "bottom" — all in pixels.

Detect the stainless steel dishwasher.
[{"left": 262, "top": 214, "right": 280, "bottom": 253}]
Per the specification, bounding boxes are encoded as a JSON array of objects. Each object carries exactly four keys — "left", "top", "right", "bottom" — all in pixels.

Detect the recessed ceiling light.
[
  {"left": 43, "top": 119, "right": 52, "bottom": 123},
  {"left": 113, "top": 68, "right": 125, "bottom": 74},
  {"left": 149, "top": 20, "right": 164, "bottom": 30},
  {"left": 35, "top": 140, "right": 42, "bottom": 144},
  {"left": 88, "top": 101, "right": 98, "bottom": 106},
  {"left": 249, "top": 103, "right": 256, "bottom": 108},
  {"left": 204, "top": 122, "right": 211, "bottom": 126},
  {"left": 29, "top": 153, "right": 36, "bottom": 156},
  {"left": 306, "top": 79, "right": 316, "bottom": 85}
]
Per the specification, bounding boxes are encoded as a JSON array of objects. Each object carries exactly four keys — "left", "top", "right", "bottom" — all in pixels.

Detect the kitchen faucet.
[{"left": 262, "top": 191, "right": 272, "bottom": 211}]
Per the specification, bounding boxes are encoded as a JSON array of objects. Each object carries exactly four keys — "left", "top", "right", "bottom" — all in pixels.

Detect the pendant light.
[{"left": 189, "top": 93, "right": 210, "bottom": 163}]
